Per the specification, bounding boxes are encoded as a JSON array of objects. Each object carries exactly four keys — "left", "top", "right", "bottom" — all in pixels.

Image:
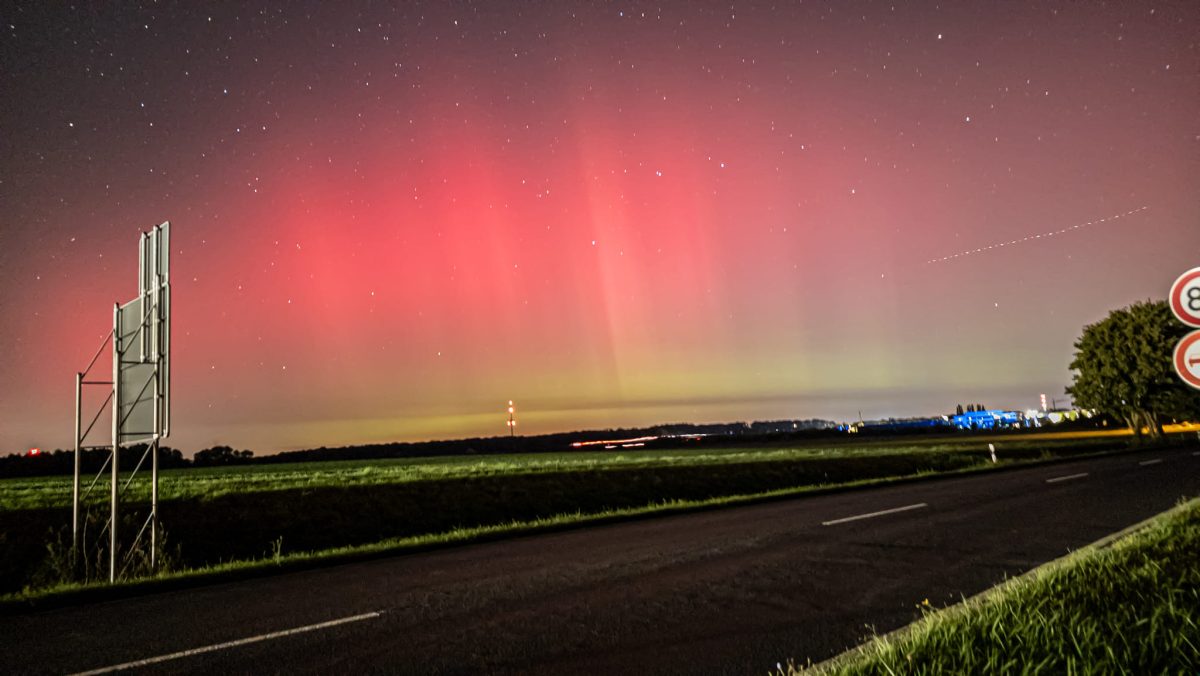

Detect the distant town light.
[{"left": 571, "top": 435, "right": 659, "bottom": 448}]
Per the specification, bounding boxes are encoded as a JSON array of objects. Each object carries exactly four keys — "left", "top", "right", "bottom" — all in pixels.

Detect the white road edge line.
[
  {"left": 70, "top": 610, "right": 383, "bottom": 675},
  {"left": 1138, "top": 459, "right": 1163, "bottom": 466},
  {"left": 822, "top": 502, "right": 927, "bottom": 526},
  {"left": 1045, "top": 472, "right": 1089, "bottom": 484}
]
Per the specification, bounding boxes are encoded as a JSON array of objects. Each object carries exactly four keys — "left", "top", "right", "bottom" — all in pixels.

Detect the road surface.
[{"left": 1, "top": 445, "right": 1197, "bottom": 675}]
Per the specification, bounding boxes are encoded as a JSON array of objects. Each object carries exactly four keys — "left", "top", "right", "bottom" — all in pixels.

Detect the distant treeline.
[
  {"left": 1, "top": 419, "right": 840, "bottom": 478},
  {"left": 0, "top": 444, "right": 256, "bottom": 479},
  {"left": 258, "top": 419, "right": 841, "bottom": 465}
]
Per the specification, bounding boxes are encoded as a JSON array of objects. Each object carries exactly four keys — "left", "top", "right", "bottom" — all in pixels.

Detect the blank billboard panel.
[
  {"left": 117, "top": 362, "right": 157, "bottom": 445},
  {"left": 116, "top": 297, "right": 157, "bottom": 446},
  {"left": 115, "top": 221, "right": 171, "bottom": 446}
]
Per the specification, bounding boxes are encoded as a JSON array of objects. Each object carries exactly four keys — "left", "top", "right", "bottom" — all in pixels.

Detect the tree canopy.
[
  {"left": 1066, "top": 300, "right": 1200, "bottom": 441},
  {"left": 193, "top": 445, "right": 255, "bottom": 466}
]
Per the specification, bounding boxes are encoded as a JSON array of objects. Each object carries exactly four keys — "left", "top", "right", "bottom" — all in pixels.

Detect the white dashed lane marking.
[
  {"left": 71, "top": 611, "right": 383, "bottom": 675},
  {"left": 822, "top": 503, "right": 928, "bottom": 526},
  {"left": 1045, "top": 472, "right": 1089, "bottom": 484}
]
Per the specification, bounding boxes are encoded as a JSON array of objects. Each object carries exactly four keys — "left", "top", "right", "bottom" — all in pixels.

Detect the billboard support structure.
[
  {"left": 72, "top": 222, "right": 171, "bottom": 583},
  {"left": 111, "top": 302, "right": 120, "bottom": 583}
]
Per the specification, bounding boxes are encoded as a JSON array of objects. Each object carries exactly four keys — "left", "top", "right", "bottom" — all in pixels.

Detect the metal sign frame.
[{"left": 73, "top": 221, "right": 172, "bottom": 583}]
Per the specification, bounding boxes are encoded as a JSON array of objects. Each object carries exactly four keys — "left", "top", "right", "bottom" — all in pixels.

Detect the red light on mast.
[{"left": 28, "top": 447, "right": 41, "bottom": 456}]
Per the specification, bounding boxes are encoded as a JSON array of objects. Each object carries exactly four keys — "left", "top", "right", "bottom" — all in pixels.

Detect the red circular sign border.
[
  {"left": 1175, "top": 331, "right": 1200, "bottom": 390},
  {"left": 1169, "top": 268, "right": 1200, "bottom": 328}
]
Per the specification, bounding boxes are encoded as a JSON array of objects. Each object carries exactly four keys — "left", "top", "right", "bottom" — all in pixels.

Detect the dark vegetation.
[
  {"left": 0, "top": 444, "right": 262, "bottom": 479},
  {"left": 1, "top": 419, "right": 840, "bottom": 478},
  {"left": 2, "top": 415, "right": 1119, "bottom": 479},
  {"left": 265, "top": 419, "right": 841, "bottom": 464},
  {"left": 0, "top": 439, "right": 1129, "bottom": 595},
  {"left": 1068, "top": 300, "right": 1200, "bottom": 442},
  {"left": 0, "top": 445, "right": 190, "bottom": 479}
]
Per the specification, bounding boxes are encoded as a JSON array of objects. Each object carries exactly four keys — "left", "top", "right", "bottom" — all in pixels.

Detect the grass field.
[
  {"left": 792, "top": 498, "right": 1200, "bottom": 674},
  {"left": 0, "top": 433, "right": 1128, "bottom": 512},
  {"left": 0, "top": 429, "right": 1182, "bottom": 599}
]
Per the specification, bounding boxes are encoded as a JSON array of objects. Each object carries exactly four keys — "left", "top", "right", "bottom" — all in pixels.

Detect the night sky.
[{"left": 2, "top": 2, "right": 1197, "bottom": 455}]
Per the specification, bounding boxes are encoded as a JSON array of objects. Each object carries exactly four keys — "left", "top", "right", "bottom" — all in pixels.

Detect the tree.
[
  {"left": 193, "top": 445, "right": 254, "bottom": 466},
  {"left": 1066, "top": 300, "right": 1200, "bottom": 442}
]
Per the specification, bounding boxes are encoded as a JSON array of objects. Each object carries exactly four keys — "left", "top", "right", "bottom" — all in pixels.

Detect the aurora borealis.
[{"left": 1, "top": 2, "right": 1197, "bottom": 454}]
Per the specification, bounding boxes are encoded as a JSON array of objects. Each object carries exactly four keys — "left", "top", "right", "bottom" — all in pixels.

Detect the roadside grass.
[
  {"left": 1, "top": 447, "right": 990, "bottom": 595},
  {"left": 0, "top": 439, "right": 1159, "bottom": 608},
  {"left": 0, "top": 457, "right": 1110, "bottom": 611},
  {"left": 0, "top": 474, "right": 900, "bottom": 609},
  {"left": 790, "top": 498, "right": 1200, "bottom": 675},
  {"left": 0, "top": 434, "right": 1127, "bottom": 512},
  {"left": 0, "top": 432, "right": 1181, "bottom": 602}
]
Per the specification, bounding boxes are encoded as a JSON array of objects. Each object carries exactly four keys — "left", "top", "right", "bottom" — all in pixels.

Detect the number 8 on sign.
[{"left": 1169, "top": 267, "right": 1200, "bottom": 328}]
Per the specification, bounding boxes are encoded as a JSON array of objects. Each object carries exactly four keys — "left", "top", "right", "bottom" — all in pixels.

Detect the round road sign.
[
  {"left": 1169, "top": 267, "right": 1200, "bottom": 328},
  {"left": 1174, "top": 330, "right": 1200, "bottom": 390}
]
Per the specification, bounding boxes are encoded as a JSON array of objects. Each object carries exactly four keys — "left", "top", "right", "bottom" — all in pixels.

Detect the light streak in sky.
[{"left": 926, "top": 206, "right": 1149, "bottom": 264}]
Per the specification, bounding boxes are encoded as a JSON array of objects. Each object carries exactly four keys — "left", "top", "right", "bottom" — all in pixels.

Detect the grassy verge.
[
  {"left": 791, "top": 498, "right": 1200, "bottom": 675},
  {"left": 0, "top": 442, "right": 1156, "bottom": 611},
  {"left": 0, "top": 471, "right": 928, "bottom": 611},
  {"left": 3, "top": 440, "right": 1140, "bottom": 597},
  {"left": 0, "top": 435, "right": 1133, "bottom": 512}
]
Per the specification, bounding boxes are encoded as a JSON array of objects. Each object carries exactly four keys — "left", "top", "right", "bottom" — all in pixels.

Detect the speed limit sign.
[{"left": 1169, "top": 267, "right": 1200, "bottom": 328}]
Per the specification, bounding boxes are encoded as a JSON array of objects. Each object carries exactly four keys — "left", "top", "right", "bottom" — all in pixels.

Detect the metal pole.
[
  {"left": 150, "top": 266, "right": 160, "bottom": 570},
  {"left": 73, "top": 372, "right": 82, "bottom": 567},
  {"left": 110, "top": 302, "right": 120, "bottom": 583},
  {"left": 150, "top": 438, "right": 158, "bottom": 570}
]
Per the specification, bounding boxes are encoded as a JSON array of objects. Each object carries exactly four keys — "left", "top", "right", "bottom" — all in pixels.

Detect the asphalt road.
[{"left": 1, "top": 445, "right": 1197, "bottom": 675}]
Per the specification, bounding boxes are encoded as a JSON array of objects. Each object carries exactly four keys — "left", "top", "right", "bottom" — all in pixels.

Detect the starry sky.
[{"left": 1, "top": 2, "right": 1197, "bottom": 455}]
